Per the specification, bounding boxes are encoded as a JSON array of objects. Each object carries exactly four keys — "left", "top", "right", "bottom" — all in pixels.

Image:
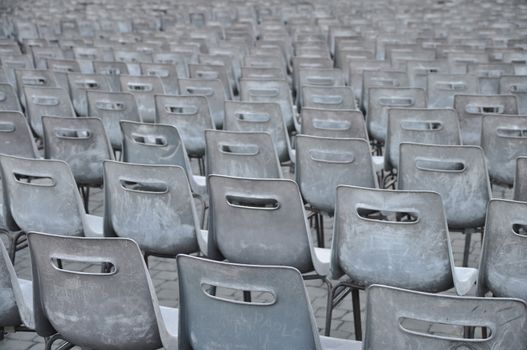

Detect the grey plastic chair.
[
  {"left": 297, "top": 68, "right": 345, "bottom": 107},
  {"left": 141, "top": 62, "right": 180, "bottom": 96},
  {"left": 0, "top": 111, "right": 39, "bottom": 159},
  {"left": 87, "top": 90, "right": 140, "bottom": 151},
  {"left": 385, "top": 108, "right": 461, "bottom": 171},
  {"left": 364, "top": 284, "right": 527, "bottom": 350},
  {"left": 45, "top": 58, "right": 82, "bottom": 91},
  {"left": 67, "top": 72, "right": 113, "bottom": 116},
  {"left": 302, "top": 85, "right": 356, "bottom": 111},
  {"left": 467, "top": 63, "right": 514, "bottom": 95},
  {"left": 398, "top": 143, "right": 491, "bottom": 267},
  {"left": 15, "top": 68, "right": 58, "bottom": 108},
  {"left": 92, "top": 60, "right": 129, "bottom": 92},
  {"left": 481, "top": 114, "right": 527, "bottom": 186},
  {"left": 103, "top": 161, "right": 202, "bottom": 261},
  {"left": 241, "top": 66, "right": 285, "bottom": 81},
  {"left": 348, "top": 60, "right": 392, "bottom": 109},
  {"left": 152, "top": 52, "right": 189, "bottom": 78},
  {"left": 477, "top": 199, "right": 527, "bottom": 302},
  {"left": 0, "top": 155, "right": 102, "bottom": 238},
  {"left": 224, "top": 100, "right": 291, "bottom": 163},
  {"left": 0, "top": 83, "right": 21, "bottom": 112},
  {"left": 367, "top": 87, "right": 426, "bottom": 144},
  {"left": 42, "top": 116, "right": 114, "bottom": 207},
  {"left": 406, "top": 60, "right": 450, "bottom": 90},
  {"left": 427, "top": 74, "right": 479, "bottom": 108},
  {"left": 206, "top": 175, "right": 330, "bottom": 287},
  {"left": 0, "top": 239, "right": 33, "bottom": 334},
  {"left": 514, "top": 157, "right": 527, "bottom": 202},
  {"left": 27, "top": 232, "right": 178, "bottom": 350},
  {"left": 189, "top": 63, "right": 233, "bottom": 100},
  {"left": 362, "top": 70, "right": 408, "bottom": 115},
  {"left": 177, "top": 254, "right": 360, "bottom": 350},
  {"left": 300, "top": 108, "right": 368, "bottom": 140},
  {"left": 500, "top": 75, "right": 527, "bottom": 114},
  {"left": 296, "top": 135, "right": 377, "bottom": 246},
  {"left": 178, "top": 78, "right": 226, "bottom": 129},
  {"left": 327, "top": 186, "right": 478, "bottom": 339},
  {"left": 120, "top": 75, "right": 164, "bottom": 123},
  {"left": 205, "top": 129, "right": 282, "bottom": 179},
  {"left": 120, "top": 120, "right": 206, "bottom": 199},
  {"left": 240, "top": 78, "right": 295, "bottom": 131},
  {"left": 23, "top": 86, "right": 75, "bottom": 138},
  {"left": 454, "top": 94, "right": 518, "bottom": 145}
]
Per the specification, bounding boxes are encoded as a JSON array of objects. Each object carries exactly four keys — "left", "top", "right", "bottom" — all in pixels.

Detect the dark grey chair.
[
  {"left": 177, "top": 254, "right": 360, "bottom": 350},
  {"left": 327, "top": 186, "right": 477, "bottom": 340},
  {"left": 27, "top": 232, "right": 178, "bottom": 350},
  {"left": 364, "top": 284, "right": 527, "bottom": 349}
]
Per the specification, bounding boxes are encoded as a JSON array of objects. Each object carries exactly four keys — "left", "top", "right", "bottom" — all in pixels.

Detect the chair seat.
[
  {"left": 158, "top": 306, "right": 179, "bottom": 349},
  {"left": 198, "top": 229, "right": 208, "bottom": 256},
  {"left": 17, "top": 278, "right": 34, "bottom": 329},
  {"left": 83, "top": 214, "right": 103, "bottom": 237},
  {"left": 453, "top": 266, "right": 478, "bottom": 296},
  {"left": 313, "top": 247, "right": 331, "bottom": 276},
  {"left": 320, "top": 335, "right": 362, "bottom": 350}
]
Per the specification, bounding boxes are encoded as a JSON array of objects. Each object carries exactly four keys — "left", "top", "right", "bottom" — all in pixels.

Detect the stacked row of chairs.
[{"left": 1, "top": 0, "right": 527, "bottom": 348}]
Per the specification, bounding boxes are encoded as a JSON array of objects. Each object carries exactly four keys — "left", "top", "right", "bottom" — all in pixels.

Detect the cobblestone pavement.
[{"left": 1, "top": 162, "right": 504, "bottom": 349}]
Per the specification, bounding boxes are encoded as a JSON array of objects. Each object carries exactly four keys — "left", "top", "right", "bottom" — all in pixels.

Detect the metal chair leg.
[
  {"left": 316, "top": 212, "right": 325, "bottom": 248},
  {"left": 463, "top": 228, "right": 473, "bottom": 267},
  {"left": 351, "top": 288, "right": 362, "bottom": 341}
]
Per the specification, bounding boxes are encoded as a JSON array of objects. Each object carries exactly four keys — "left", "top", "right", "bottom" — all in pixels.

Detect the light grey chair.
[
  {"left": 296, "top": 135, "right": 377, "bottom": 247},
  {"left": 177, "top": 254, "right": 360, "bottom": 350},
  {"left": 297, "top": 68, "right": 345, "bottom": 107},
  {"left": 427, "top": 73, "right": 479, "bottom": 108},
  {"left": 92, "top": 60, "right": 129, "bottom": 92},
  {"left": 467, "top": 63, "right": 514, "bottom": 95},
  {"left": 481, "top": 114, "right": 527, "bottom": 187},
  {"left": 300, "top": 108, "right": 368, "bottom": 139},
  {"left": 120, "top": 75, "right": 164, "bottom": 123},
  {"left": 23, "top": 86, "right": 75, "bottom": 138},
  {"left": 398, "top": 143, "right": 492, "bottom": 267},
  {"left": 141, "top": 62, "right": 180, "bottom": 95},
  {"left": 178, "top": 78, "right": 226, "bottom": 129},
  {"left": 15, "top": 69, "right": 58, "bottom": 108},
  {"left": 0, "top": 239, "right": 34, "bottom": 337},
  {"left": 362, "top": 70, "right": 408, "bottom": 115},
  {"left": 0, "top": 155, "right": 102, "bottom": 239},
  {"left": 205, "top": 129, "right": 282, "bottom": 179},
  {"left": 326, "top": 186, "right": 477, "bottom": 340},
  {"left": 27, "top": 232, "right": 179, "bottom": 350},
  {"left": 0, "top": 83, "right": 21, "bottom": 112},
  {"left": 500, "top": 75, "right": 527, "bottom": 114},
  {"left": 46, "top": 58, "right": 82, "bottom": 91},
  {"left": 120, "top": 121, "right": 206, "bottom": 199},
  {"left": 87, "top": 90, "right": 140, "bottom": 151},
  {"left": 477, "top": 199, "right": 527, "bottom": 301},
  {"left": 67, "top": 72, "right": 113, "bottom": 116},
  {"left": 42, "top": 116, "right": 114, "bottom": 206},
  {"left": 302, "top": 85, "right": 356, "bottom": 111},
  {"left": 103, "top": 161, "right": 202, "bottom": 263},
  {"left": 364, "top": 284, "right": 527, "bottom": 349},
  {"left": 367, "top": 87, "right": 426, "bottom": 145},
  {"left": 189, "top": 63, "right": 233, "bottom": 100},
  {"left": 224, "top": 100, "right": 291, "bottom": 163},
  {"left": 384, "top": 108, "right": 461, "bottom": 171},
  {"left": 454, "top": 94, "right": 518, "bottom": 145}
]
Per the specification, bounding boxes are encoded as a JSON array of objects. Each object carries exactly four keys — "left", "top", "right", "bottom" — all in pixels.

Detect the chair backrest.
[
  {"left": 224, "top": 100, "right": 290, "bottom": 162},
  {"left": 368, "top": 87, "right": 426, "bottom": 143},
  {"left": 454, "top": 94, "right": 518, "bottom": 145},
  {"left": 92, "top": 60, "right": 129, "bottom": 91},
  {"left": 0, "top": 83, "right": 22, "bottom": 112},
  {"left": 87, "top": 90, "right": 140, "bottom": 150},
  {"left": 152, "top": 52, "right": 188, "bottom": 78},
  {"left": 15, "top": 68, "right": 58, "bottom": 107},
  {"left": 103, "top": 161, "right": 200, "bottom": 256},
  {"left": 348, "top": 60, "right": 391, "bottom": 108},
  {"left": 331, "top": 186, "right": 454, "bottom": 291},
  {"left": 189, "top": 63, "right": 233, "bottom": 99},
  {"left": 141, "top": 62, "right": 180, "bottom": 95},
  {"left": 302, "top": 85, "right": 356, "bottom": 111},
  {"left": 27, "top": 232, "right": 163, "bottom": 349},
  {"left": 23, "top": 86, "right": 75, "bottom": 138},
  {"left": 362, "top": 70, "right": 409, "bottom": 114},
  {"left": 208, "top": 175, "right": 315, "bottom": 273},
  {"left": 398, "top": 143, "right": 491, "bottom": 228},
  {"left": 364, "top": 284, "right": 527, "bottom": 349},
  {"left": 300, "top": 108, "right": 367, "bottom": 139},
  {"left": 205, "top": 129, "right": 282, "bottom": 178},
  {"left": 241, "top": 66, "right": 285, "bottom": 81},
  {"left": 385, "top": 108, "right": 461, "bottom": 171},
  {"left": 427, "top": 73, "right": 479, "bottom": 108},
  {"left": 42, "top": 116, "right": 113, "bottom": 185},
  {"left": 67, "top": 72, "right": 113, "bottom": 116},
  {"left": 155, "top": 94, "right": 214, "bottom": 157},
  {"left": 240, "top": 79, "right": 294, "bottom": 130},
  {"left": 478, "top": 199, "right": 527, "bottom": 301},
  {"left": 177, "top": 254, "right": 321, "bottom": 350},
  {"left": 296, "top": 135, "right": 377, "bottom": 214},
  {"left": 467, "top": 63, "right": 514, "bottom": 95},
  {"left": 120, "top": 75, "right": 164, "bottom": 123},
  {"left": 0, "top": 155, "right": 85, "bottom": 234},
  {"left": 406, "top": 60, "right": 450, "bottom": 90},
  {"left": 178, "top": 78, "right": 226, "bottom": 129},
  {"left": 297, "top": 68, "right": 345, "bottom": 106},
  {"left": 514, "top": 156, "right": 527, "bottom": 201},
  {"left": 0, "top": 111, "right": 39, "bottom": 158},
  {"left": 481, "top": 114, "right": 527, "bottom": 186},
  {"left": 500, "top": 75, "right": 527, "bottom": 114}
]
